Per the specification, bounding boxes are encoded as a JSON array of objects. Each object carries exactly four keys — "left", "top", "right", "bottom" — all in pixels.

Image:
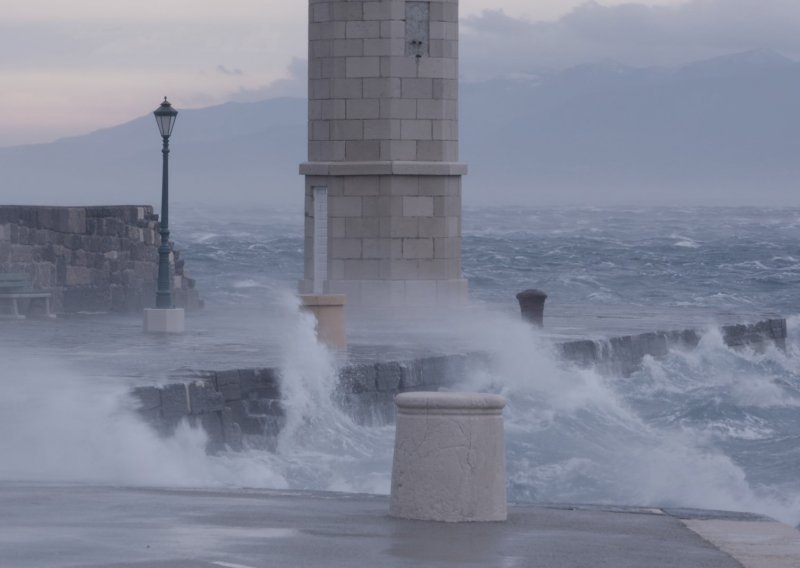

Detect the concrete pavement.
[{"left": 2, "top": 483, "right": 798, "bottom": 567}]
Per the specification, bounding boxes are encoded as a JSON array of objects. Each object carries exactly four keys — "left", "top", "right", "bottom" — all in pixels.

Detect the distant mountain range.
[{"left": 2, "top": 49, "right": 800, "bottom": 208}]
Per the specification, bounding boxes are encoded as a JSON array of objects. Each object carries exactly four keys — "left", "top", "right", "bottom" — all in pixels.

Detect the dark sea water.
[{"left": 3, "top": 205, "right": 799, "bottom": 526}]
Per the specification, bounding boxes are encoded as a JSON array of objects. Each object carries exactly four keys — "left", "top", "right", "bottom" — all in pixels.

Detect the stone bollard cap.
[
  {"left": 516, "top": 289, "right": 547, "bottom": 300},
  {"left": 395, "top": 392, "right": 506, "bottom": 415}
]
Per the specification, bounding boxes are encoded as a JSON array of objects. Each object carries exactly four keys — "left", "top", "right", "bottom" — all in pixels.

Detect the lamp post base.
[{"left": 143, "top": 308, "right": 185, "bottom": 334}]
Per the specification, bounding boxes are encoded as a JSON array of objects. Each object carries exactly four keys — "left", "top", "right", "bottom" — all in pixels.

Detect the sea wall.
[
  {"left": 0, "top": 205, "right": 200, "bottom": 313},
  {"left": 132, "top": 318, "right": 787, "bottom": 452}
]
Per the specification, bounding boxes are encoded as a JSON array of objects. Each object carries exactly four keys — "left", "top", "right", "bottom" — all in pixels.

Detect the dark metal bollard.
[{"left": 516, "top": 289, "right": 547, "bottom": 327}]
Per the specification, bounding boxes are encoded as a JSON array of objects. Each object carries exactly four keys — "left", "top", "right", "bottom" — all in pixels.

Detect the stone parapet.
[{"left": 0, "top": 205, "right": 201, "bottom": 313}]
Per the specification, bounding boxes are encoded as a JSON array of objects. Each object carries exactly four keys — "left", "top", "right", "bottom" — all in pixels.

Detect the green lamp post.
[{"left": 153, "top": 97, "right": 178, "bottom": 309}]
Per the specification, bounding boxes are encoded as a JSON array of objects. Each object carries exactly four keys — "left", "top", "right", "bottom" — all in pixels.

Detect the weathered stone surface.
[
  {"left": 221, "top": 407, "right": 243, "bottom": 451},
  {"left": 160, "top": 384, "right": 190, "bottom": 419},
  {"left": 339, "top": 364, "right": 377, "bottom": 393},
  {"left": 240, "top": 368, "right": 281, "bottom": 398},
  {"left": 390, "top": 392, "right": 508, "bottom": 522},
  {"left": 131, "top": 386, "right": 161, "bottom": 411},
  {"left": 215, "top": 370, "right": 242, "bottom": 402},
  {"left": 375, "top": 361, "right": 403, "bottom": 392},
  {"left": 0, "top": 205, "right": 201, "bottom": 314},
  {"left": 188, "top": 382, "right": 224, "bottom": 414}
]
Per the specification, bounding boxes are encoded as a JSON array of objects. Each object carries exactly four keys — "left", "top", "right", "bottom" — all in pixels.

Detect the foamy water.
[{"left": 1, "top": 205, "right": 799, "bottom": 526}]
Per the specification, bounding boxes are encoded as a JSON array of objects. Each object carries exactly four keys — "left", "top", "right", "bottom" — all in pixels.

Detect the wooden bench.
[{"left": 0, "top": 273, "right": 54, "bottom": 318}]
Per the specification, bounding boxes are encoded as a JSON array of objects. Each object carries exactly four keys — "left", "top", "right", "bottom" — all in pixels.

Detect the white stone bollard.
[{"left": 389, "top": 392, "right": 507, "bottom": 522}]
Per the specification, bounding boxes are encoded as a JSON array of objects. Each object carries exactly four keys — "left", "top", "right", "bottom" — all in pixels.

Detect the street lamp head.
[{"left": 153, "top": 97, "right": 178, "bottom": 138}]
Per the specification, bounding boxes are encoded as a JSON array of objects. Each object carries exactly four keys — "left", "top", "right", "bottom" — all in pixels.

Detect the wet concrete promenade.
[{"left": 2, "top": 483, "right": 798, "bottom": 568}]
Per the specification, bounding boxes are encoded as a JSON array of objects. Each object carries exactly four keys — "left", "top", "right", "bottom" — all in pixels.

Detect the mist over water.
[{"left": 2, "top": 206, "right": 799, "bottom": 526}]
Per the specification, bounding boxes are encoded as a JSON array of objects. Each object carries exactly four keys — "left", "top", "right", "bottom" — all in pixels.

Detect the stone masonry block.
[
  {"left": 310, "top": 21, "right": 347, "bottom": 41},
  {"left": 381, "top": 20, "right": 405, "bottom": 38},
  {"left": 433, "top": 78, "right": 458, "bottom": 100},
  {"left": 380, "top": 99, "right": 417, "bottom": 119},
  {"left": 380, "top": 56, "right": 418, "bottom": 78},
  {"left": 346, "top": 99, "right": 380, "bottom": 119},
  {"left": 380, "top": 140, "right": 417, "bottom": 160},
  {"left": 160, "top": 383, "right": 190, "bottom": 419},
  {"left": 311, "top": 2, "right": 332, "bottom": 23},
  {"left": 363, "top": 1, "right": 404, "bottom": 20},
  {"left": 384, "top": 176, "right": 421, "bottom": 196},
  {"left": 363, "top": 38, "right": 405, "bottom": 57},
  {"left": 309, "top": 141, "right": 346, "bottom": 161},
  {"left": 310, "top": 40, "right": 334, "bottom": 59},
  {"left": 331, "top": 119, "right": 364, "bottom": 140},
  {"left": 401, "top": 120, "right": 433, "bottom": 140},
  {"left": 362, "top": 238, "right": 392, "bottom": 259},
  {"left": 418, "top": 57, "right": 457, "bottom": 79},
  {"left": 240, "top": 367, "right": 280, "bottom": 399},
  {"left": 429, "top": 39, "right": 458, "bottom": 59},
  {"left": 331, "top": 238, "right": 363, "bottom": 259},
  {"left": 432, "top": 120, "right": 458, "bottom": 140},
  {"left": 420, "top": 177, "right": 448, "bottom": 196},
  {"left": 364, "top": 119, "right": 400, "bottom": 140},
  {"left": 215, "top": 369, "right": 242, "bottom": 402},
  {"left": 346, "top": 20, "right": 380, "bottom": 39},
  {"left": 417, "top": 99, "right": 457, "bottom": 120},
  {"left": 131, "top": 386, "right": 161, "bottom": 411},
  {"left": 403, "top": 238, "right": 434, "bottom": 259},
  {"left": 346, "top": 140, "right": 381, "bottom": 160},
  {"left": 320, "top": 99, "right": 347, "bottom": 119},
  {"left": 310, "top": 120, "right": 331, "bottom": 140},
  {"left": 333, "top": 39, "right": 364, "bottom": 57},
  {"left": 346, "top": 217, "right": 380, "bottom": 238},
  {"left": 338, "top": 364, "right": 377, "bottom": 394},
  {"left": 188, "top": 381, "right": 225, "bottom": 414},
  {"left": 403, "top": 196, "right": 434, "bottom": 217},
  {"left": 434, "top": 195, "right": 461, "bottom": 217},
  {"left": 344, "top": 259, "right": 380, "bottom": 279},
  {"left": 419, "top": 217, "right": 448, "bottom": 237},
  {"left": 332, "top": 1, "right": 363, "bottom": 21},
  {"left": 346, "top": 56, "right": 380, "bottom": 78},
  {"left": 331, "top": 218, "right": 347, "bottom": 238},
  {"left": 310, "top": 78, "right": 331, "bottom": 100},
  {"left": 434, "top": 237, "right": 459, "bottom": 258},
  {"left": 388, "top": 217, "right": 419, "bottom": 238},
  {"left": 344, "top": 176, "right": 380, "bottom": 195},
  {"left": 375, "top": 361, "right": 404, "bottom": 392},
  {"left": 402, "top": 78, "right": 434, "bottom": 99},
  {"left": 363, "top": 77, "right": 402, "bottom": 98},
  {"left": 331, "top": 78, "right": 363, "bottom": 99}
]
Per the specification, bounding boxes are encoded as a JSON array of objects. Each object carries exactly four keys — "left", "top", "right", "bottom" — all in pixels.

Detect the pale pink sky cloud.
[{"left": 0, "top": 0, "right": 763, "bottom": 146}]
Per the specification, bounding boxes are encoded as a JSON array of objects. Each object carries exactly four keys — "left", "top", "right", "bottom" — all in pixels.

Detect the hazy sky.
[{"left": 2, "top": 0, "right": 796, "bottom": 147}]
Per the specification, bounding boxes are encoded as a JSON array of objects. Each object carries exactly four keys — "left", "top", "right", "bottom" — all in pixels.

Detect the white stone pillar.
[{"left": 390, "top": 391, "right": 507, "bottom": 522}]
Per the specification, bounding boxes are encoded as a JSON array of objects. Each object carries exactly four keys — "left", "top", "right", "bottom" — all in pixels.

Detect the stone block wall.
[
  {"left": 0, "top": 205, "right": 201, "bottom": 314},
  {"left": 301, "top": 170, "right": 466, "bottom": 304},
  {"left": 306, "top": 0, "right": 460, "bottom": 164},
  {"left": 300, "top": 0, "right": 468, "bottom": 306}
]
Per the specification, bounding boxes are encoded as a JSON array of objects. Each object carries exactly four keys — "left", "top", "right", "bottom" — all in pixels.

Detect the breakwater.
[
  {"left": 0, "top": 205, "right": 200, "bottom": 313},
  {"left": 132, "top": 318, "right": 786, "bottom": 452}
]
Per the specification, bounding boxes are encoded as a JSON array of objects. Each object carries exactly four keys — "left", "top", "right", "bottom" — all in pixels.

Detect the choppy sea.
[{"left": 2, "top": 205, "right": 800, "bottom": 526}]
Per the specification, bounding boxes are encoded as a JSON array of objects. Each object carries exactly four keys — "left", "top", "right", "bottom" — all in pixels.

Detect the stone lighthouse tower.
[{"left": 300, "top": 0, "right": 467, "bottom": 306}]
